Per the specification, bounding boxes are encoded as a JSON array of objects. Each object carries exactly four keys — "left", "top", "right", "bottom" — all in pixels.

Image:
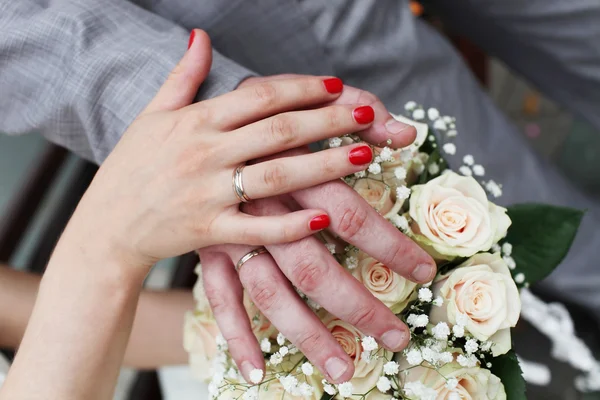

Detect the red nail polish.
[
  {"left": 353, "top": 106, "right": 375, "bottom": 124},
  {"left": 348, "top": 145, "right": 373, "bottom": 165},
  {"left": 323, "top": 78, "right": 343, "bottom": 94},
  {"left": 310, "top": 215, "right": 330, "bottom": 231},
  {"left": 188, "top": 30, "right": 196, "bottom": 49}
]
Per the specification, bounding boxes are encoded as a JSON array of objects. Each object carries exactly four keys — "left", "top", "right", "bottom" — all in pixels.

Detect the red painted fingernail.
[
  {"left": 310, "top": 215, "right": 330, "bottom": 231},
  {"left": 188, "top": 30, "right": 196, "bottom": 49},
  {"left": 353, "top": 106, "right": 375, "bottom": 124},
  {"left": 348, "top": 145, "right": 373, "bottom": 165},
  {"left": 323, "top": 78, "right": 343, "bottom": 94}
]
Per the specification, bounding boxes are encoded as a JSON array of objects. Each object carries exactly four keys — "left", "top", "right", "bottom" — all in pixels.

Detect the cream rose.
[
  {"left": 322, "top": 313, "right": 391, "bottom": 398},
  {"left": 399, "top": 361, "right": 507, "bottom": 400},
  {"left": 355, "top": 178, "right": 404, "bottom": 218},
  {"left": 354, "top": 252, "right": 417, "bottom": 313},
  {"left": 183, "top": 311, "right": 221, "bottom": 381},
  {"left": 408, "top": 171, "right": 511, "bottom": 259},
  {"left": 430, "top": 253, "right": 521, "bottom": 356}
]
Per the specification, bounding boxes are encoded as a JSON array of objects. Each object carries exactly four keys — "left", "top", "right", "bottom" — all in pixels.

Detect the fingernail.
[
  {"left": 324, "top": 78, "right": 343, "bottom": 94},
  {"left": 348, "top": 145, "right": 373, "bottom": 165},
  {"left": 381, "top": 329, "right": 410, "bottom": 351},
  {"left": 325, "top": 357, "right": 349, "bottom": 381},
  {"left": 385, "top": 118, "right": 411, "bottom": 135},
  {"left": 310, "top": 214, "right": 330, "bottom": 231},
  {"left": 411, "top": 263, "right": 436, "bottom": 282},
  {"left": 187, "top": 30, "right": 196, "bottom": 49},
  {"left": 241, "top": 361, "right": 263, "bottom": 384},
  {"left": 353, "top": 106, "right": 375, "bottom": 124}
]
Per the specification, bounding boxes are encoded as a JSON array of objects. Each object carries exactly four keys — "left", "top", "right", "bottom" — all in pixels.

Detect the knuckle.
[
  {"left": 253, "top": 82, "right": 278, "bottom": 106},
  {"left": 347, "top": 306, "right": 378, "bottom": 328},
  {"left": 204, "top": 284, "right": 228, "bottom": 313},
  {"left": 292, "top": 257, "right": 327, "bottom": 293},
  {"left": 268, "top": 115, "right": 298, "bottom": 146},
  {"left": 381, "top": 242, "right": 409, "bottom": 270},
  {"left": 335, "top": 203, "right": 369, "bottom": 240},
  {"left": 248, "top": 278, "right": 279, "bottom": 312},
  {"left": 190, "top": 104, "right": 213, "bottom": 126},
  {"left": 356, "top": 90, "right": 380, "bottom": 106},
  {"left": 262, "top": 162, "right": 289, "bottom": 192},
  {"left": 295, "top": 331, "right": 324, "bottom": 355},
  {"left": 320, "top": 153, "right": 338, "bottom": 176}
]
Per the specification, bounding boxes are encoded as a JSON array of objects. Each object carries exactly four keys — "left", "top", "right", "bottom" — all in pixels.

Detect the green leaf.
[
  {"left": 490, "top": 350, "right": 526, "bottom": 400},
  {"left": 505, "top": 204, "right": 584, "bottom": 284}
]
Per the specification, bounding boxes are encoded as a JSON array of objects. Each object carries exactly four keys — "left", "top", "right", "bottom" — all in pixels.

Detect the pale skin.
[{"left": 0, "top": 29, "right": 435, "bottom": 397}]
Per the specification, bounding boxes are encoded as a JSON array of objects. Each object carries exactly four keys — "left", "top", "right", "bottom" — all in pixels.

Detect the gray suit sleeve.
[{"left": 0, "top": 0, "right": 254, "bottom": 163}]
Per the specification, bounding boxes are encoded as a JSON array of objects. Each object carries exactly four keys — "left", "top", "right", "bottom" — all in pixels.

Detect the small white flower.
[
  {"left": 380, "top": 147, "right": 394, "bottom": 162},
  {"left": 325, "top": 243, "right": 336, "bottom": 254},
  {"left": 227, "top": 367, "right": 238, "bottom": 380},
  {"left": 384, "top": 361, "right": 400, "bottom": 375},
  {"left": 361, "top": 336, "right": 378, "bottom": 352},
  {"left": 345, "top": 255, "right": 358, "bottom": 270},
  {"left": 433, "top": 119, "right": 447, "bottom": 131},
  {"left": 280, "top": 375, "right": 299, "bottom": 393},
  {"left": 307, "top": 298, "right": 322, "bottom": 311},
  {"left": 413, "top": 159, "right": 425, "bottom": 174},
  {"left": 421, "top": 347, "right": 438, "bottom": 364},
  {"left": 432, "top": 296, "right": 443, "bottom": 307},
  {"left": 463, "top": 154, "right": 474, "bottom": 165},
  {"left": 361, "top": 350, "right": 373, "bottom": 363},
  {"left": 242, "top": 386, "right": 259, "bottom": 400},
  {"left": 459, "top": 165, "right": 473, "bottom": 176},
  {"left": 503, "top": 255, "right": 517, "bottom": 270},
  {"left": 418, "top": 287, "right": 433, "bottom": 302},
  {"left": 485, "top": 180, "right": 503, "bottom": 198},
  {"left": 448, "top": 392, "right": 461, "bottom": 400},
  {"left": 277, "top": 332, "right": 286, "bottom": 346},
  {"left": 323, "top": 383, "right": 337, "bottom": 395},
  {"left": 396, "top": 186, "right": 411, "bottom": 200},
  {"left": 249, "top": 368, "right": 264, "bottom": 384},
  {"left": 456, "top": 313, "right": 469, "bottom": 327},
  {"left": 354, "top": 170, "right": 366, "bottom": 178},
  {"left": 390, "top": 214, "right": 409, "bottom": 231},
  {"left": 288, "top": 345, "right": 299, "bottom": 354},
  {"left": 394, "top": 166, "right": 407, "bottom": 180},
  {"left": 452, "top": 325, "right": 465, "bottom": 338},
  {"left": 480, "top": 341, "right": 493, "bottom": 352},
  {"left": 465, "top": 339, "right": 479, "bottom": 354},
  {"left": 260, "top": 337, "right": 272, "bottom": 353},
  {"left": 412, "top": 109, "right": 425, "bottom": 120},
  {"left": 428, "top": 162, "right": 440, "bottom": 175},
  {"left": 299, "top": 383, "right": 314, "bottom": 396},
  {"left": 446, "top": 378, "right": 459, "bottom": 389},
  {"left": 472, "top": 164, "right": 485, "bottom": 176},
  {"left": 426, "top": 108, "right": 439, "bottom": 120},
  {"left": 404, "top": 381, "right": 426, "bottom": 398},
  {"left": 377, "top": 376, "right": 392, "bottom": 392},
  {"left": 407, "top": 314, "right": 429, "bottom": 328},
  {"left": 457, "top": 354, "right": 478, "bottom": 368},
  {"left": 439, "top": 352, "right": 454, "bottom": 364},
  {"left": 279, "top": 346, "right": 289, "bottom": 356},
  {"left": 443, "top": 143, "right": 456, "bottom": 155},
  {"left": 329, "top": 137, "right": 342, "bottom": 148},
  {"left": 301, "top": 362, "right": 314, "bottom": 376},
  {"left": 404, "top": 101, "right": 417, "bottom": 111},
  {"left": 399, "top": 149, "right": 413, "bottom": 163},
  {"left": 269, "top": 353, "right": 283, "bottom": 365},
  {"left": 491, "top": 243, "right": 501, "bottom": 253},
  {"left": 405, "top": 349, "right": 423, "bottom": 365},
  {"left": 338, "top": 382, "right": 354, "bottom": 398},
  {"left": 502, "top": 242, "right": 513, "bottom": 256},
  {"left": 515, "top": 273, "right": 526, "bottom": 284},
  {"left": 443, "top": 116, "right": 454, "bottom": 124},
  {"left": 447, "top": 130, "right": 458, "bottom": 137},
  {"left": 215, "top": 334, "right": 228, "bottom": 350},
  {"left": 432, "top": 322, "right": 450, "bottom": 340},
  {"left": 368, "top": 162, "right": 382, "bottom": 175}
]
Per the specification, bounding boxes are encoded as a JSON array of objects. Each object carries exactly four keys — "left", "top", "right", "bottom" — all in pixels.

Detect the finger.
[
  {"left": 143, "top": 29, "right": 213, "bottom": 114},
  {"left": 243, "top": 198, "right": 413, "bottom": 352},
  {"left": 198, "top": 249, "right": 265, "bottom": 383},
  {"left": 190, "top": 76, "right": 345, "bottom": 130},
  {"left": 292, "top": 179, "right": 437, "bottom": 283},
  {"left": 212, "top": 209, "right": 331, "bottom": 246},
  {"left": 225, "top": 104, "right": 375, "bottom": 162},
  {"left": 223, "top": 245, "right": 355, "bottom": 383},
  {"left": 331, "top": 86, "right": 417, "bottom": 148},
  {"left": 239, "top": 143, "right": 372, "bottom": 201}
]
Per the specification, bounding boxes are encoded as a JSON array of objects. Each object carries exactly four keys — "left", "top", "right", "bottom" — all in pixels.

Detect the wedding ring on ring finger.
[
  {"left": 232, "top": 164, "right": 252, "bottom": 203},
  {"left": 236, "top": 247, "right": 269, "bottom": 272}
]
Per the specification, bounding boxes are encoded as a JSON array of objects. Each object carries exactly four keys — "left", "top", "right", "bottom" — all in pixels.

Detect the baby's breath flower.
[
  {"left": 472, "top": 164, "right": 485, "bottom": 176},
  {"left": 491, "top": 243, "right": 501, "bottom": 253},
  {"left": 242, "top": 386, "right": 259, "bottom": 400},
  {"left": 432, "top": 322, "right": 450, "bottom": 340},
  {"left": 354, "top": 170, "right": 366, "bottom": 178},
  {"left": 389, "top": 214, "right": 409, "bottom": 231},
  {"left": 421, "top": 347, "right": 437, "bottom": 364},
  {"left": 485, "top": 180, "right": 503, "bottom": 198},
  {"left": 428, "top": 162, "right": 440, "bottom": 175},
  {"left": 447, "top": 130, "right": 458, "bottom": 137},
  {"left": 384, "top": 361, "right": 400, "bottom": 375},
  {"left": 345, "top": 255, "right": 358, "bottom": 270},
  {"left": 480, "top": 341, "right": 493, "bottom": 352},
  {"left": 279, "top": 346, "right": 289, "bottom": 356},
  {"left": 323, "top": 383, "right": 337, "bottom": 396},
  {"left": 418, "top": 287, "right": 433, "bottom": 302},
  {"left": 515, "top": 273, "right": 525, "bottom": 284},
  {"left": 456, "top": 313, "right": 469, "bottom": 327},
  {"left": 399, "top": 149, "right": 413, "bottom": 163},
  {"left": 463, "top": 154, "right": 474, "bottom": 165},
  {"left": 412, "top": 109, "right": 425, "bottom": 120},
  {"left": 299, "top": 382, "right": 314, "bottom": 396},
  {"left": 270, "top": 353, "right": 283, "bottom": 365},
  {"left": 394, "top": 166, "right": 407, "bottom": 180},
  {"left": 442, "top": 143, "right": 456, "bottom": 155},
  {"left": 288, "top": 345, "right": 299, "bottom": 354},
  {"left": 301, "top": 362, "right": 314, "bottom": 376},
  {"left": 413, "top": 159, "right": 426, "bottom": 175},
  {"left": 249, "top": 368, "right": 264, "bottom": 384},
  {"left": 432, "top": 296, "right": 443, "bottom": 307},
  {"left": 465, "top": 339, "right": 479, "bottom": 354},
  {"left": 396, "top": 186, "right": 411, "bottom": 201},
  {"left": 277, "top": 332, "right": 286, "bottom": 346},
  {"left": 260, "top": 337, "right": 272, "bottom": 353},
  {"left": 325, "top": 243, "right": 336, "bottom": 254},
  {"left": 368, "top": 163, "right": 382, "bottom": 175},
  {"left": 338, "top": 382, "right": 354, "bottom": 398},
  {"left": 380, "top": 147, "right": 394, "bottom": 162},
  {"left": 448, "top": 392, "right": 461, "bottom": 400},
  {"left": 446, "top": 378, "right": 459, "bottom": 389},
  {"left": 329, "top": 137, "right": 342, "bottom": 148},
  {"left": 404, "top": 101, "right": 417, "bottom": 111},
  {"left": 503, "top": 256, "right": 517, "bottom": 270},
  {"left": 427, "top": 108, "right": 440, "bottom": 120},
  {"left": 405, "top": 349, "right": 423, "bottom": 365},
  {"left": 215, "top": 334, "right": 228, "bottom": 350},
  {"left": 280, "top": 375, "right": 299, "bottom": 393},
  {"left": 457, "top": 354, "right": 478, "bottom": 368},
  {"left": 502, "top": 242, "right": 513, "bottom": 256},
  {"left": 452, "top": 325, "right": 465, "bottom": 338},
  {"left": 439, "top": 352, "right": 454, "bottom": 364},
  {"left": 361, "top": 336, "right": 378, "bottom": 352},
  {"left": 459, "top": 165, "right": 473, "bottom": 176},
  {"left": 377, "top": 376, "right": 392, "bottom": 392},
  {"left": 433, "top": 119, "right": 447, "bottom": 130},
  {"left": 407, "top": 314, "right": 429, "bottom": 328}
]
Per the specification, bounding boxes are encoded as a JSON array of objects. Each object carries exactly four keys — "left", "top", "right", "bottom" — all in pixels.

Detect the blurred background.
[{"left": 1, "top": 2, "right": 600, "bottom": 399}]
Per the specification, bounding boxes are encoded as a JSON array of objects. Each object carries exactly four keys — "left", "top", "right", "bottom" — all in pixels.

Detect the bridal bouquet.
[{"left": 184, "top": 103, "right": 583, "bottom": 400}]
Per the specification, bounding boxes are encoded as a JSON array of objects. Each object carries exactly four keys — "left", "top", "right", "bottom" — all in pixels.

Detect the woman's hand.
[{"left": 75, "top": 30, "right": 379, "bottom": 270}]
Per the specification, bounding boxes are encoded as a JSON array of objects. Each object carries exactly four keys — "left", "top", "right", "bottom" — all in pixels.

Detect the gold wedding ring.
[
  {"left": 232, "top": 164, "right": 252, "bottom": 203},
  {"left": 236, "top": 247, "right": 268, "bottom": 272}
]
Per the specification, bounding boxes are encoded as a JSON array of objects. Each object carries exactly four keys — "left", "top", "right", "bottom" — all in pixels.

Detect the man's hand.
[{"left": 198, "top": 76, "right": 436, "bottom": 384}]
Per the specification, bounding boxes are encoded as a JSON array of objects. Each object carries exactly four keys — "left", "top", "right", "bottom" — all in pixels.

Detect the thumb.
[{"left": 143, "top": 29, "right": 213, "bottom": 114}]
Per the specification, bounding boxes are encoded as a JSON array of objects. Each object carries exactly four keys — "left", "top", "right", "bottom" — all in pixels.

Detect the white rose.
[
  {"left": 399, "top": 361, "right": 507, "bottom": 400},
  {"left": 354, "top": 252, "right": 417, "bottom": 313},
  {"left": 408, "top": 171, "right": 511, "bottom": 259},
  {"left": 321, "top": 313, "right": 391, "bottom": 398},
  {"left": 183, "top": 311, "right": 221, "bottom": 381},
  {"left": 354, "top": 178, "right": 404, "bottom": 218},
  {"left": 430, "top": 253, "right": 521, "bottom": 356}
]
